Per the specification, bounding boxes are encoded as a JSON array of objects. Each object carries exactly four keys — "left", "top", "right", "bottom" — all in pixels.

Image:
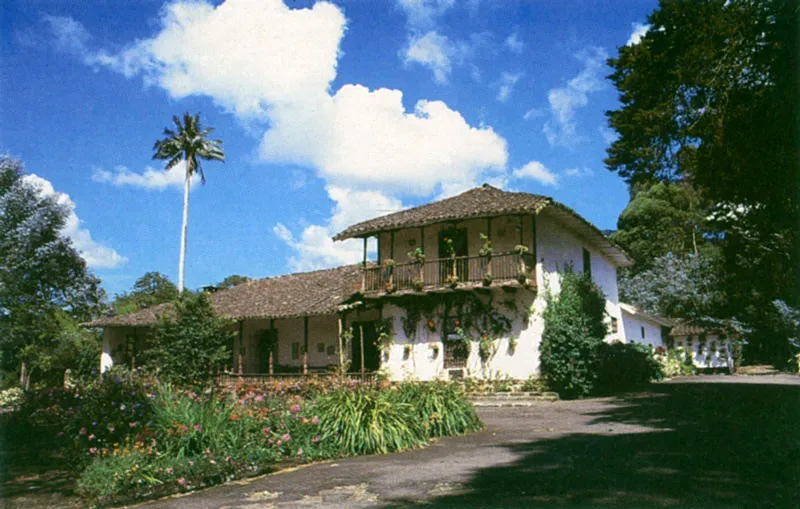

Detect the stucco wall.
[
  {"left": 673, "top": 334, "right": 732, "bottom": 369},
  {"left": 620, "top": 310, "right": 664, "bottom": 348}
]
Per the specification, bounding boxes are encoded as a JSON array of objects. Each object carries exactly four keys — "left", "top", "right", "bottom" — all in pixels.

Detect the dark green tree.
[
  {"left": 605, "top": 0, "right": 799, "bottom": 362},
  {"left": 611, "top": 181, "right": 716, "bottom": 273},
  {"left": 215, "top": 274, "right": 250, "bottom": 290},
  {"left": 140, "top": 293, "right": 232, "bottom": 385},
  {"left": 0, "top": 156, "right": 106, "bottom": 387},
  {"left": 113, "top": 272, "right": 179, "bottom": 315},
  {"left": 540, "top": 269, "right": 607, "bottom": 399},
  {"left": 153, "top": 113, "right": 225, "bottom": 295}
]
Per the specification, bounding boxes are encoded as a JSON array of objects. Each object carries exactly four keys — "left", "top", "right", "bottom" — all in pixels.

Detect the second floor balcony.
[{"left": 362, "top": 251, "right": 536, "bottom": 295}]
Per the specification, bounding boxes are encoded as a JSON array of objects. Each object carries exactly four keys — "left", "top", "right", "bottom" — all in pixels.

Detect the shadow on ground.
[{"left": 391, "top": 382, "right": 800, "bottom": 509}]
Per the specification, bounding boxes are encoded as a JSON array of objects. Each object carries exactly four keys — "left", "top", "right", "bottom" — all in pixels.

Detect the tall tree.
[
  {"left": 0, "top": 156, "right": 106, "bottom": 386},
  {"left": 113, "top": 272, "right": 179, "bottom": 315},
  {"left": 605, "top": 0, "right": 799, "bottom": 358},
  {"left": 612, "top": 181, "right": 715, "bottom": 273},
  {"left": 153, "top": 113, "right": 225, "bottom": 294}
]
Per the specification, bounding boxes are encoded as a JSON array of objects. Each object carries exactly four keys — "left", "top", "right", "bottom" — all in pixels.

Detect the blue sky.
[{"left": 1, "top": 0, "right": 656, "bottom": 298}]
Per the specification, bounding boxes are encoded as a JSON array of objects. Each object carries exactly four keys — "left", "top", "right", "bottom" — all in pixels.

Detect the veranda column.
[
  {"left": 359, "top": 323, "right": 365, "bottom": 379},
  {"left": 303, "top": 316, "right": 309, "bottom": 375}
]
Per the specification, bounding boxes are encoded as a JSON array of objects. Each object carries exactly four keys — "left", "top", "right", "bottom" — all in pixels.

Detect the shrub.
[
  {"left": 316, "top": 387, "right": 427, "bottom": 455},
  {"left": 540, "top": 269, "right": 607, "bottom": 399},
  {"left": 656, "top": 347, "right": 697, "bottom": 377},
  {"left": 595, "top": 342, "right": 664, "bottom": 393},
  {"left": 140, "top": 293, "right": 232, "bottom": 385},
  {"left": 0, "top": 387, "right": 23, "bottom": 409},
  {"left": 392, "top": 381, "right": 482, "bottom": 438}
]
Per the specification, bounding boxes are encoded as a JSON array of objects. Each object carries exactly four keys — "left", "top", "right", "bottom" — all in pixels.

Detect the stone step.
[{"left": 468, "top": 391, "right": 559, "bottom": 406}]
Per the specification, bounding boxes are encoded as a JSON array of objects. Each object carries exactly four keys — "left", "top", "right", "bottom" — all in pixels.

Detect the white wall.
[
  {"left": 535, "top": 211, "right": 622, "bottom": 342},
  {"left": 672, "top": 334, "right": 733, "bottom": 370},
  {"left": 620, "top": 310, "right": 664, "bottom": 348}
]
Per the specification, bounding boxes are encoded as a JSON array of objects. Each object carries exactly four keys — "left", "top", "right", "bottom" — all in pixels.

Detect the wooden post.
[
  {"left": 359, "top": 323, "right": 365, "bottom": 379},
  {"left": 390, "top": 231, "right": 395, "bottom": 259},
  {"left": 303, "top": 316, "right": 309, "bottom": 375},
  {"left": 518, "top": 215, "right": 524, "bottom": 245},
  {"left": 487, "top": 217, "right": 493, "bottom": 276},
  {"left": 269, "top": 319, "right": 275, "bottom": 375},
  {"left": 362, "top": 237, "right": 368, "bottom": 290},
  {"left": 237, "top": 321, "right": 244, "bottom": 374},
  {"left": 338, "top": 313, "right": 344, "bottom": 377}
]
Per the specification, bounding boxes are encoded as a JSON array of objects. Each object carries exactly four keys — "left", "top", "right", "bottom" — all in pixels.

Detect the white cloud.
[
  {"left": 401, "top": 31, "right": 459, "bottom": 84},
  {"left": 274, "top": 186, "right": 403, "bottom": 271},
  {"left": 627, "top": 22, "right": 650, "bottom": 46},
  {"left": 23, "top": 174, "right": 127, "bottom": 269},
  {"left": 496, "top": 72, "right": 522, "bottom": 103},
  {"left": 259, "top": 84, "right": 507, "bottom": 196},
  {"left": 598, "top": 126, "right": 618, "bottom": 144},
  {"left": 543, "top": 47, "right": 608, "bottom": 147},
  {"left": 512, "top": 161, "right": 558, "bottom": 187},
  {"left": 564, "top": 167, "right": 594, "bottom": 177},
  {"left": 523, "top": 107, "right": 544, "bottom": 120},
  {"left": 60, "top": 0, "right": 511, "bottom": 270},
  {"left": 43, "top": 15, "right": 91, "bottom": 57},
  {"left": 396, "top": 0, "right": 455, "bottom": 30},
  {"left": 91, "top": 161, "right": 198, "bottom": 191},
  {"left": 504, "top": 31, "right": 524, "bottom": 54}
]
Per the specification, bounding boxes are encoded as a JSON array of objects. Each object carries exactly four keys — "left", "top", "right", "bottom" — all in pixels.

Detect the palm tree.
[{"left": 153, "top": 113, "right": 225, "bottom": 294}]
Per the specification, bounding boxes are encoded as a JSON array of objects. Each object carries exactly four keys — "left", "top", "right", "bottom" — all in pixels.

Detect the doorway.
[
  {"left": 257, "top": 328, "right": 278, "bottom": 373},
  {"left": 438, "top": 228, "right": 468, "bottom": 283},
  {"left": 350, "top": 321, "right": 380, "bottom": 372}
]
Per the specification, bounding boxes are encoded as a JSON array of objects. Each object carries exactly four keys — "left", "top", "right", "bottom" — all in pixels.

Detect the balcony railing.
[{"left": 363, "top": 252, "right": 535, "bottom": 294}]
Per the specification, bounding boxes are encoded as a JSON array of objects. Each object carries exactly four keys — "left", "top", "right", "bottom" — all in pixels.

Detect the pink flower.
[
  {"left": 289, "top": 404, "right": 301, "bottom": 414},
  {"left": 255, "top": 394, "right": 264, "bottom": 402},
  {"left": 57, "top": 431, "right": 64, "bottom": 437},
  {"left": 89, "top": 447, "right": 98, "bottom": 454},
  {"left": 79, "top": 427, "right": 87, "bottom": 435},
  {"left": 177, "top": 477, "right": 187, "bottom": 487},
  {"left": 312, "top": 436, "right": 320, "bottom": 443},
  {"left": 88, "top": 434, "right": 96, "bottom": 440},
  {"left": 281, "top": 433, "right": 291, "bottom": 442},
  {"left": 296, "top": 448, "right": 304, "bottom": 456},
  {"left": 311, "top": 416, "right": 320, "bottom": 425},
  {"left": 193, "top": 424, "right": 202, "bottom": 432},
  {"left": 129, "top": 421, "right": 138, "bottom": 428}
]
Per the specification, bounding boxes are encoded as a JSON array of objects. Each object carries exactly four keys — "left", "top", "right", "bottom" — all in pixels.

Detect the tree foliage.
[
  {"left": 140, "top": 293, "right": 232, "bottom": 385},
  {"left": 611, "top": 181, "right": 716, "bottom": 273},
  {"left": 113, "top": 272, "right": 179, "bottom": 315},
  {"left": 215, "top": 275, "right": 250, "bottom": 290},
  {"left": 540, "top": 269, "right": 607, "bottom": 399},
  {"left": 606, "top": 0, "right": 799, "bottom": 363},
  {"left": 0, "top": 156, "right": 106, "bottom": 384}
]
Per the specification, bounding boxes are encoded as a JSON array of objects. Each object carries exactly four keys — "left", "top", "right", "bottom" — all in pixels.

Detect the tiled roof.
[
  {"left": 333, "top": 184, "right": 632, "bottom": 267},
  {"left": 86, "top": 265, "right": 363, "bottom": 328},
  {"left": 669, "top": 322, "right": 740, "bottom": 337}
]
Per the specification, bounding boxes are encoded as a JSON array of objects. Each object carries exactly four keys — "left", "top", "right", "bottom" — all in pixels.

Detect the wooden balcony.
[{"left": 362, "top": 252, "right": 536, "bottom": 294}]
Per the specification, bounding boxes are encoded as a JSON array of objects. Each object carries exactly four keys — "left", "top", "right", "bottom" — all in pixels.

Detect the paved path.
[{"left": 141, "top": 376, "right": 800, "bottom": 509}]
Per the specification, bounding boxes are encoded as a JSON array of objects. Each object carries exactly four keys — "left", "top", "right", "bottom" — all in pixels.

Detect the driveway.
[{"left": 141, "top": 375, "right": 800, "bottom": 509}]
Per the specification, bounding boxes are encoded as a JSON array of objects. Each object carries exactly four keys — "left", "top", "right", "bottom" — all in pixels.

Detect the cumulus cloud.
[
  {"left": 23, "top": 174, "right": 127, "bottom": 269},
  {"left": 274, "top": 186, "right": 403, "bottom": 271},
  {"left": 91, "top": 161, "right": 198, "bottom": 191},
  {"left": 598, "top": 126, "right": 618, "bottom": 144},
  {"left": 496, "top": 72, "right": 522, "bottom": 102},
  {"left": 627, "top": 22, "right": 650, "bottom": 46},
  {"left": 401, "top": 31, "right": 460, "bottom": 84},
  {"left": 543, "top": 47, "right": 608, "bottom": 147},
  {"left": 55, "top": 0, "right": 511, "bottom": 270},
  {"left": 512, "top": 161, "right": 558, "bottom": 187},
  {"left": 259, "top": 84, "right": 507, "bottom": 196},
  {"left": 504, "top": 31, "right": 524, "bottom": 54}
]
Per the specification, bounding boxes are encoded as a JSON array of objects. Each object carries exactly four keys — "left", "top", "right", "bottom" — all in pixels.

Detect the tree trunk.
[
  {"left": 178, "top": 162, "right": 191, "bottom": 294},
  {"left": 19, "top": 362, "right": 30, "bottom": 391}
]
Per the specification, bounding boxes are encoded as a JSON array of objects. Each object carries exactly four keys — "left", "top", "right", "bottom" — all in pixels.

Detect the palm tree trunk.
[{"left": 178, "top": 163, "right": 191, "bottom": 294}]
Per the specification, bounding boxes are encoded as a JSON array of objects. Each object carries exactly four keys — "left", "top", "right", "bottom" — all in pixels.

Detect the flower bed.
[{"left": 9, "top": 374, "right": 481, "bottom": 506}]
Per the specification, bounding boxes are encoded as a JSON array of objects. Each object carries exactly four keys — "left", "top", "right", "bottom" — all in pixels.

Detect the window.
[
  {"left": 582, "top": 248, "right": 592, "bottom": 279},
  {"left": 611, "top": 317, "right": 619, "bottom": 334},
  {"left": 640, "top": 326, "right": 646, "bottom": 340}
]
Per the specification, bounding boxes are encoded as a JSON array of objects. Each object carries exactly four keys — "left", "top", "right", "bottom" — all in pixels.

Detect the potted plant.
[
  {"left": 412, "top": 278, "right": 425, "bottom": 292},
  {"left": 479, "top": 233, "right": 493, "bottom": 285},
  {"left": 429, "top": 343, "right": 439, "bottom": 359},
  {"left": 508, "top": 336, "right": 518, "bottom": 355}
]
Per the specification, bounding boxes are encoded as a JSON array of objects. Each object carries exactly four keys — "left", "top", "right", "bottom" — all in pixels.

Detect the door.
[
  {"left": 350, "top": 321, "right": 380, "bottom": 372},
  {"left": 438, "top": 228, "right": 468, "bottom": 284},
  {"left": 257, "top": 328, "right": 278, "bottom": 373}
]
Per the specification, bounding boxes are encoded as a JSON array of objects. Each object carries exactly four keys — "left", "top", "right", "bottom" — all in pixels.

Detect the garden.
[{"left": 3, "top": 372, "right": 481, "bottom": 507}]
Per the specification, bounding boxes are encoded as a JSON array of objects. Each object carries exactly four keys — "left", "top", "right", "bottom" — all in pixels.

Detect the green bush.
[
  {"left": 657, "top": 347, "right": 697, "bottom": 377},
  {"left": 392, "top": 381, "right": 482, "bottom": 438},
  {"left": 595, "top": 342, "right": 664, "bottom": 393},
  {"left": 140, "top": 293, "right": 232, "bottom": 385},
  {"left": 316, "top": 387, "right": 427, "bottom": 455},
  {"left": 540, "top": 269, "right": 607, "bottom": 399}
]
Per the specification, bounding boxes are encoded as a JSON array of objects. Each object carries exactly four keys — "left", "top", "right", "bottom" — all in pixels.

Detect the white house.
[{"left": 90, "top": 185, "right": 634, "bottom": 381}]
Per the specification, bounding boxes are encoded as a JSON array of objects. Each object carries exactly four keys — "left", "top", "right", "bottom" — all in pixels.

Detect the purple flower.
[
  {"left": 289, "top": 404, "right": 301, "bottom": 414},
  {"left": 193, "top": 424, "right": 202, "bottom": 432}
]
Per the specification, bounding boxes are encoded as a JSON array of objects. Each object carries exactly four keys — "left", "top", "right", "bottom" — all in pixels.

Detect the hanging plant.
[
  {"left": 478, "top": 335, "right": 497, "bottom": 363},
  {"left": 383, "top": 258, "right": 396, "bottom": 269},
  {"left": 375, "top": 319, "right": 394, "bottom": 353},
  {"left": 412, "top": 278, "right": 425, "bottom": 292},
  {"left": 482, "top": 273, "right": 493, "bottom": 287},
  {"left": 403, "top": 345, "right": 412, "bottom": 360},
  {"left": 446, "top": 273, "right": 459, "bottom": 288},
  {"left": 408, "top": 247, "right": 426, "bottom": 265},
  {"left": 508, "top": 336, "right": 518, "bottom": 354},
  {"left": 429, "top": 343, "right": 439, "bottom": 359}
]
